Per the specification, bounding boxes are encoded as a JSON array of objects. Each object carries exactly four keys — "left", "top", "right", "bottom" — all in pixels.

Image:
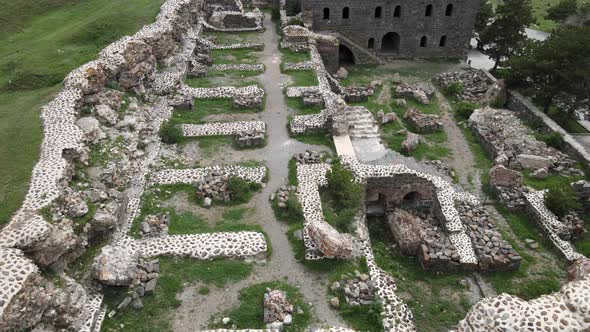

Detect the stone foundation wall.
[{"left": 507, "top": 90, "right": 590, "bottom": 164}]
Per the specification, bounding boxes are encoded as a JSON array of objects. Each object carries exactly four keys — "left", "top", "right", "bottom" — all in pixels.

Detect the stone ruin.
[
  {"left": 263, "top": 289, "right": 293, "bottom": 329},
  {"left": 404, "top": 107, "right": 443, "bottom": 134},
  {"left": 330, "top": 270, "right": 374, "bottom": 308},
  {"left": 139, "top": 213, "right": 171, "bottom": 238},
  {"left": 469, "top": 107, "right": 581, "bottom": 176},
  {"left": 394, "top": 82, "right": 436, "bottom": 105},
  {"left": 434, "top": 69, "right": 507, "bottom": 106}
]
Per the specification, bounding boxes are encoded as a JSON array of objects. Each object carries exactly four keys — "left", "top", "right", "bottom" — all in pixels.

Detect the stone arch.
[
  {"left": 381, "top": 32, "right": 400, "bottom": 53},
  {"left": 394, "top": 5, "right": 401, "bottom": 17},
  {"left": 343, "top": 7, "right": 350, "bottom": 19},
  {"left": 368, "top": 38, "right": 375, "bottom": 49},
  {"left": 375, "top": 6, "right": 382, "bottom": 18},
  {"left": 445, "top": 3, "right": 454, "bottom": 16},
  {"left": 425, "top": 4, "right": 433, "bottom": 17},
  {"left": 420, "top": 36, "right": 428, "bottom": 47},
  {"left": 439, "top": 35, "right": 447, "bottom": 47},
  {"left": 323, "top": 7, "right": 330, "bottom": 20},
  {"left": 339, "top": 44, "right": 355, "bottom": 66}
]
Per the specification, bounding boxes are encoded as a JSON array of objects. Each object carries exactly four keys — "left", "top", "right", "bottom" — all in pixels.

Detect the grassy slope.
[{"left": 0, "top": 0, "right": 165, "bottom": 224}]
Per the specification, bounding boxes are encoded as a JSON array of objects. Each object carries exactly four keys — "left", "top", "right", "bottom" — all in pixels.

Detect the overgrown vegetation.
[
  {"left": 159, "top": 120, "right": 183, "bottom": 144},
  {"left": 209, "top": 281, "right": 311, "bottom": 332},
  {"left": 102, "top": 257, "right": 254, "bottom": 332},
  {"left": 0, "top": 0, "right": 166, "bottom": 224},
  {"left": 226, "top": 176, "right": 263, "bottom": 204},
  {"left": 544, "top": 184, "right": 582, "bottom": 217},
  {"left": 320, "top": 162, "right": 363, "bottom": 233}
]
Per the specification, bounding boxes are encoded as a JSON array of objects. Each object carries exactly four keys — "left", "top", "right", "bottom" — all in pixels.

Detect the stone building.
[{"left": 300, "top": 0, "right": 481, "bottom": 66}]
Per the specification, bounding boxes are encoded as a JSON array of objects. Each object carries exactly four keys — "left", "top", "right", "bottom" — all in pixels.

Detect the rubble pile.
[
  {"left": 394, "top": 82, "right": 435, "bottom": 104},
  {"left": 138, "top": 213, "right": 170, "bottom": 238},
  {"left": 330, "top": 271, "right": 375, "bottom": 308},
  {"left": 434, "top": 69, "right": 506, "bottom": 105},
  {"left": 264, "top": 289, "right": 294, "bottom": 329},
  {"left": 404, "top": 107, "right": 442, "bottom": 133},
  {"left": 236, "top": 129, "right": 265, "bottom": 147}
]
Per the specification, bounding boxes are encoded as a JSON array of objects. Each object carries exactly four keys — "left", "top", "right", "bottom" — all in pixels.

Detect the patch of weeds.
[
  {"left": 284, "top": 70, "right": 318, "bottom": 87},
  {"left": 102, "top": 257, "right": 254, "bottom": 332},
  {"left": 198, "top": 287, "right": 210, "bottom": 295},
  {"left": 286, "top": 96, "right": 322, "bottom": 115},
  {"left": 211, "top": 48, "right": 260, "bottom": 65},
  {"left": 288, "top": 158, "right": 298, "bottom": 186},
  {"left": 291, "top": 132, "right": 335, "bottom": 151},
  {"left": 280, "top": 48, "right": 310, "bottom": 63},
  {"left": 208, "top": 281, "right": 311, "bottom": 332}
]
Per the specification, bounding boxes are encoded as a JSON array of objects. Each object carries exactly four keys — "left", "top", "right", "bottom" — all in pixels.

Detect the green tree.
[
  {"left": 547, "top": 0, "right": 578, "bottom": 22},
  {"left": 325, "top": 162, "right": 363, "bottom": 210},
  {"left": 507, "top": 25, "right": 590, "bottom": 112},
  {"left": 544, "top": 185, "right": 581, "bottom": 218},
  {"left": 474, "top": 1, "right": 494, "bottom": 49},
  {"left": 479, "top": 0, "right": 534, "bottom": 71}
]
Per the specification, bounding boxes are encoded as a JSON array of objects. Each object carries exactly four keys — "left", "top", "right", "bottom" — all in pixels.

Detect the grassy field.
[
  {"left": 488, "top": 0, "right": 586, "bottom": 32},
  {"left": 0, "top": 0, "right": 166, "bottom": 225}
]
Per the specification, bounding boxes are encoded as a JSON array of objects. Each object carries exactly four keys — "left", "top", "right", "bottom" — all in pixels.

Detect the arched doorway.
[
  {"left": 382, "top": 32, "right": 400, "bottom": 53},
  {"left": 338, "top": 44, "right": 355, "bottom": 66},
  {"left": 401, "top": 191, "right": 421, "bottom": 209}
]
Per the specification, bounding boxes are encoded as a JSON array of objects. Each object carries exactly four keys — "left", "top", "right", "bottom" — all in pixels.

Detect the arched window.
[
  {"left": 368, "top": 38, "right": 375, "bottom": 49},
  {"left": 375, "top": 6, "right": 382, "bottom": 18},
  {"left": 425, "top": 4, "right": 432, "bottom": 17},
  {"left": 439, "top": 35, "right": 447, "bottom": 47},
  {"left": 445, "top": 4, "right": 453, "bottom": 16},
  {"left": 394, "top": 5, "right": 401, "bottom": 17},
  {"left": 420, "top": 36, "right": 427, "bottom": 47},
  {"left": 343, "top": 7, "right": 350, "bottom": 19},
  {"left": 323, "top": 8, "right": 330, "bottom": 20}
]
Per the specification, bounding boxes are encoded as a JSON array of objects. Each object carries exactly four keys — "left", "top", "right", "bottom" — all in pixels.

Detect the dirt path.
[
  {"left": 437, "top": 92, "right": 483, "bottom": 195},
  {"left": 172, "top": 14, "right": 347, "bottom": 331}
]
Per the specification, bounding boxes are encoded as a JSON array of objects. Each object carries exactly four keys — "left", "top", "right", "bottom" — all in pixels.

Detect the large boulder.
[
  {"left": 23, "top": 219, "right": 82, "bottom": 267},
  {"left": 516, "top": 154, "right": 553, "bottom": 170},
  {"left": 93, "top": 244, "right": 140, "bottom": 286},
  {"left": 401, "top": 133, "right": 420, "bottom": 153},
  {"left": 386, "top": 209, "right": 423, "bottom": 256},
  {"left": 76, "top": 117, "right": 106, "bottom": 143},
  {"left": 489, "top": 165, "right": 523, "bottom": 188},
  {"left": 567, "top": 257, "right": 590, "bottom": 281},
  {"left": 307, "top": 221, "right": 354, "bottom": 258},
  {"left": 95, "top": 104, "right": 119, "bottom": 126}
]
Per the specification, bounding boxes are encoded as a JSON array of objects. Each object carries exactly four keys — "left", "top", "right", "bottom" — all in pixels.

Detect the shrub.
[
  {"left": 445, "top": 81, "right": 464, "bottom": 100},
  {"left": 270, "top": 5, "right": 280, "bottom": 20},
  {"left": 547, "top": 0, "right": 578, "bottom": 22},
  {"left": 226, "top": 177, "right": 261, "bottom": 204},
  {"left": 285, "top": 192, "right": 304, "bottom": 221},
  {"left": 286, "top": 0, "right": 301, "bottom": 16},
  {"left": 159, "top": 121, "right": 182, "bottom": 144},
  {"left": 455, "top": 101, "right": 478, "bottom": 120},
  {"left": 536, "top": 132, "right": 565, "bottom": 149},
  {"left": 325, "top": 162, "right": 363, "bottom": 210},
  {"left": 544, "top": 185, "right": 581, "bottom": 218}
]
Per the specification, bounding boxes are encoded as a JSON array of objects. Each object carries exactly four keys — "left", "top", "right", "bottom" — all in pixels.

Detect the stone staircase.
[
  {"left": 329, "top": 32, "right": 385, "bottom": 65},
  {"left": 343, "top": 106, "right": 380, "bottom": 139}
]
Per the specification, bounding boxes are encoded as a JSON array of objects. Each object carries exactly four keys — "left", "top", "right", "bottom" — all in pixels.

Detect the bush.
[
  {"left": 455, "top": 101, "right": 478, "bottom": 120},
  {"left": 544, "top": 185, "right": 581, "bottom": 218},
  {"left": 285, "top": 192, "right": 304, "bottom": 221},
  {"left": 547, "top": 0, "right": 578, "bottom": 22},
  {"left": 325, "top": 162, "right": 363, "bottom": 210},
  {"left": 286, "top": 0, "right": 301, "bottom": 16},
  {"left": 536, "top": 132, "right": 565, "bottom": 149},
  {"left": 159, "top": 121, "right": 182, "bottom": 144},
  {"left": 270, "top": 5, "right": 280, "bottom": 21},
  {"left": 445, "top": 81, "right": 464, "bottom": 100},
  {"left": 226, "top": 177, "right": 261, "bottom": 204}
]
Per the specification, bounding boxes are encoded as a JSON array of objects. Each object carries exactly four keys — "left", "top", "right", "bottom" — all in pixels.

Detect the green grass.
[
  {"left": 102, "top": 257, "right": 254, "bottom": 332},
  {"left": 211, "top": 48, "right": 261, "bottom": 65},
  {"left": 288, "top": 158, "right": 298, "bottom": 186},
  {"left": 0, "top": 0, "right": 166, "bottom": 224},
  {"left": 291, "top": 132, "right": 335, "bottom": 152},
  {"left": 208, "top": 281, "right": 311, "bottom": 332},
  {"left": 207, "top": 31, "right": 262, "bottom": 45},
  {"left": 286, "top": 96, "right": 323, "bottom": 115},
  {"left": 489, "top": 0, "right": 586, "bottom": 32},
  {"left": 284, "top": 70, "right": 319, "bottom": 87},
  {"left": 280, "top": 48, "right": 310, "bottom": 63},
  {"left": 186, "top": 72, "right": 260, "bottom": 88},
  {"left": 368, "top": 219, "right": 472, "bottom": 332},
  {"left": 340, "top": 62, "right": 459, "bottom": 86},
  {"left": 167, "top": 210, "right": 265, "bottom": 235}
]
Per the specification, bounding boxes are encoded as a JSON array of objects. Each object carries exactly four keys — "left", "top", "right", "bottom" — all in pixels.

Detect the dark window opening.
[
  {"left": 439, "top": 35, "right": 447, "bottom": 47},
  {"left": 375, "top": 6, "right": 382, "bottom": 18},
  {"left": 445, "top": 4, "right": 453, "bottom": 16},
  {"left": 425, "top": 4, "right": 432, "bottom": 16},
  {"left": 420, "top": 36, "right": 427, "bottom": 47},
  {"left": 343, "top": 7, "right": 349, "bottom": 19},
  {"left": 368, "top": 38, "right": 375, "bottom": 49},
  {"left": 382, "top": 32, "right": 400, "bottom": 53},
  {"left": 394, "top": 5, "right": 401, "bottom": 17},
  {"left": 323, "top": 8, "right": 330, "bottom": 20}
]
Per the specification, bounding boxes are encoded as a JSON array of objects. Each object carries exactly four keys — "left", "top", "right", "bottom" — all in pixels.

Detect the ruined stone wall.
[
  {"left": 301, "top": 0, "right": 480, "bottom": 59},
  {"left": 507, "top": 90, "right": 590, "bottom": 164},
  {"left": 366, "top": 174, "right": 437, "bottom": 211}
]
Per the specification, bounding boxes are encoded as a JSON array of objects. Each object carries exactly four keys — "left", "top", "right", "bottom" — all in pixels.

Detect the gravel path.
[{"left": 172, "top": 14, "right": 347, "bottom": 331}]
